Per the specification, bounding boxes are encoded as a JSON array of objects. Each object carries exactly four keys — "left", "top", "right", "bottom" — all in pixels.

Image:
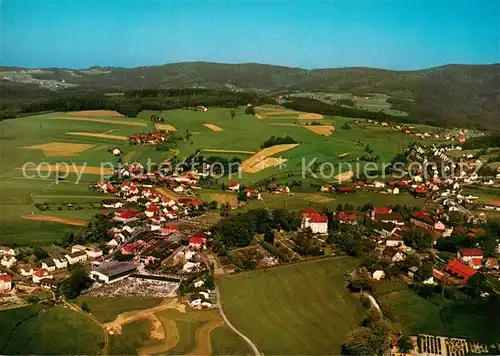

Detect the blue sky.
[{"left": 1, "top": 0, "right": 498, "bottom": 70}]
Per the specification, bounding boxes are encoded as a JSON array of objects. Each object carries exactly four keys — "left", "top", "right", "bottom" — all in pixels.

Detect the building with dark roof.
[{"left": 89, "top": 261, "right": 137, "bottom": 284}]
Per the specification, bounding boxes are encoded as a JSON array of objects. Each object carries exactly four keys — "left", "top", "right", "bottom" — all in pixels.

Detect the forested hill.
[{"left": 1, "top": 62, "right": 500, "bottom": 128}]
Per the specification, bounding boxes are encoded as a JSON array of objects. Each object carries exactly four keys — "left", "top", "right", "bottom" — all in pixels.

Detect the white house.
[
  {"left": 227, "top": 181, "right": 240, "bottom": 192},
  {"left": 382, "top": 247, "right": 405, "bottom": 262},
  {"left": 18, "top": 265, "right": 33, "bottom": 276},
  {"left": 1, "top": 255, "right": 17, "bottom": 268},
  {"left": 52, "top": 257, "right": 68, "bottom": 269},
  {"left": 41, "top": 260, "right": 56, "bottom": 272},
  {"left": 32, "top": 268, "right": 53, "bottom": 284},
  {"left": 102, "top": 199, "right": 124, "bottom": 209},
  {"left": 85, "top": 247, "right": 103, "bottom": 259},
  {"left": 194, "top": 280, "right": 205, "bottom": 288},
  {"left": 372, "top": 270, "right": 386, "bottom": 281},
  {"left": 301, "top": 208, "right": 328, "bottom": 234},
  {"left": 0, "top": 273, "right": 12, "bottom": 292},
  {"left": 65, "top": 250, "right": 88, "bottom": 265},
  {"left": 71, "top": 245, "right": 87, "bottom": 254}
]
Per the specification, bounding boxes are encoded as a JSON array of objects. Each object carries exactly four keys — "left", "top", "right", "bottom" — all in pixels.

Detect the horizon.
[{"left": 2, "top": 0, "right": 499, "bottom": 70}]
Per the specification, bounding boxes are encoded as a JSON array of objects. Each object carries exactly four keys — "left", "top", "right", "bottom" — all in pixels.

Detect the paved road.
[{"left": 215, "top": 286, "right": 261, "bottom": 356}]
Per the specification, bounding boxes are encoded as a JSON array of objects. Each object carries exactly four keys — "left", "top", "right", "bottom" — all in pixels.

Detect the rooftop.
[{"left": 92, "top": 261, "right": 137, "bottom": 277}]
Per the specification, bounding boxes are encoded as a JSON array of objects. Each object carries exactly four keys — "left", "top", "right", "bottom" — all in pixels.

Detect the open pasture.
[
  {"left": 68, "top": 109, "right": 124, "bottom": 117},
  {"left": 23, "top": 142, "right": 97, "bottom": 156},
  {"left": 52, "top": 116, "right": 147, "bottom": 126},
  {"left": 217, "top": 256, "right": 364, "bottom": 355},
  {"left": 66, "top": 131, "right": 129, "bottom": 140}
]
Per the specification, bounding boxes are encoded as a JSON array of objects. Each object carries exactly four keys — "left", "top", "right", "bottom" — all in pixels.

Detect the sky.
[{"left": 1, "top": 0, "right": 499, "bottom": 70}]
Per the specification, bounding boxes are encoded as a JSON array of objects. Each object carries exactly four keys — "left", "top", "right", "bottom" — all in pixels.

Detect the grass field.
[
  {"left": 217, "top": 257, "right": 364, "bottom": 355},
  {"left": 0, "top": 305, "right": 104, "bottom": 355}
]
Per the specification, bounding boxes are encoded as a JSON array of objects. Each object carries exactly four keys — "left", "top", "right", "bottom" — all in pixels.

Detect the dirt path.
[
  {"left": 137, "top": 318, "right": 180, "bottom": 356},
  {"left": 188, "top": 319, "right": 225, "bottom": 355},
  {"left": 21, "top": 214, "right": 88, "bottom": 226}
]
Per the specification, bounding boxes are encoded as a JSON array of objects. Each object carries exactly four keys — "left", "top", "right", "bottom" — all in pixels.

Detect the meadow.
[
  {"left": 217, "top": 256, "right": 365, "bottom": 355},
  {"left": 0, "top": 305, "right": 104, "bottom": 355}
]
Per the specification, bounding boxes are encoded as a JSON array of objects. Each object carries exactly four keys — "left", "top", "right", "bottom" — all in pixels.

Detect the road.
[{"left": 215, "top": 286, "right": 261, "bottom": 356}]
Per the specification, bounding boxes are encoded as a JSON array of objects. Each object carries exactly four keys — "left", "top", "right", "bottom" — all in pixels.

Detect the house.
[
  {"left": 114, "top": 209, "right": 138, "bottom": 223},
  {"left": 484, "top": 201, "right": 500, "bottom": 211},
  {"left": 228, "top": 181, "right": 240, "bottom": 192},
  {"left": 302, "top": 208, "right": 329, "bottom": 233},
  {"left": 320, "top": 184, "right": 333, "bottom": 192},
  {"left": 409, "top": 211, "right": 435, "bottom": 231},
  {"left": 0, "top": 273, "right": 12, "bottom": 292},
  {"left": 408, "top": 266, "right": 419, "bottom": 279},
  {"left": 457, "top": 248, "right": 483, "bottom": 267},
  {"left": 183, "top": 261, "right": 200, "bottom": 273},
  {"left": 1, "top": 255, "right": 17, "bottom": 268},
  {"left": 65, "top": 250, "right": 88, "bottom": 265},
  {"left": 71, "top": 244, "right": 87, "bottom": 254},
  {"left": 335, "top": 186, "right": 354, "bottom": 193},
  {"left": 86, "top": 247, "right": 103, "bottom": 259},
  {"left": 89, "top": 261, "right": 137, "bottom": 284},
  {"left": 101, "top": 199, "right": 124, "bottom": 209},
  {"left": 386, "top": 228, "right": 404, "bottom": 247},
  {"left": 336, "top": 212, "right": 357, "bottom": 224},
  {"left": 145, "top": 204, "right": 161, "bottom": 218},
  {"left": 372, "top": 270, "right": 385, "bottom": 280},
  {"left": 189, "top": 236, "right": 207, "bottom": 249},
  {"left": 18, "top": 265, "right": 33, "bottom": 276},
  {"left": 41, "top": 260, "right": 56, "bottom": 272},
  {"left": 444, "top": 259, "right": 477, "bottom": 281},
  {"left": 374, "top": 213, "right": 404, "bottom": 226},
  {"left": 381, "top": 247, "right": 405, "bottom": 262},
  {"left": 2, "top": 247, "right": 16, "bottom": 256},
  {"left": 32, "top": 268, "right": 53, "bottom": 284},
  {"left": 121, "top": 240, "right": 144, "bottom": 255},
  {"left": 194, "top": 279, "right": 205, "bottom": 288},
  {"left": 53, "top": 256, "right": 68, "bottom": 269},
  {"left": 485, "top": 257, "right": 498, "bottom": 270},
  {"left": 373, "top": 207, "right": 392, "bottom": 215},
  {"left": 40, "top": 279, "right": 59, "bottom": 290}
]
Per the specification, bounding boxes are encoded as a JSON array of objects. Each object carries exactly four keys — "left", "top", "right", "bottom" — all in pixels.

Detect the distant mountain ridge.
[{"left": 1, "top": 61, "right": 500, "bottom": 128}]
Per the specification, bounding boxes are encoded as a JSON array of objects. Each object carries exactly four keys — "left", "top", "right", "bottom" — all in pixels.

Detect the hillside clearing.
[
  {"left": 21, "top": 214, "right": 88, "bottom": 226},
  {"left": 68, "top": 110, "right": 124, "bottom": 117},
  {"left": 52, "top": 117, "right": 147, "bottom": 126},
  {"left": 203, "top": 124, "right": 223, "bottom": 132},
  {"left": 23, "top": 142, "right": 97, "bottom": 156},
  {"left": 155, "top": 123, "right": 177, "bottom": 131},
  {"left": 241, "top": 144, "right": 299, "bottom": 172},
  {"left": 66, "top": 132, "right": 129, "bottom": 140}
]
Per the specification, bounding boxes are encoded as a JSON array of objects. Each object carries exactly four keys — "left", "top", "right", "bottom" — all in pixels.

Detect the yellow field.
[
  {"left": 297, "top": 112, "right": 324, "bottom": 120},
  {"left": 203, "top": 124, "right": 223, "bottom": 132},
  {"left": 204, "top": 149, "right": 256, "bottom": 155},
  {"left": 22, "top": 164, "right": 114, "bottom": 175},
  {"left": 66, "top": 132, "right": 129, "bottom": 141},
  {"left": 335, "top": 170, "right": 354, "bottom": 182},
  {"left": 155, "top": 123, "right": 177, "bottom": 131},
  {"left": 68, "top": 110, "right": 124, "bottom": 117},
  {"left": 21, "top": 214, "right": 88, "bottom": 226},
  {"left": 241, "top": 144, "right": 299, "bottom": 172},
  {"left": 52, "top": 117, "right": 147, "bottom": 126},
  {"left": 268, "top": 123, "right": 300, "bottom": 127},
  {"left": 244, "top": 157, "right": 288, "bottom": 173},
  {"left": 255, "top": 106, "right": 324, "bottom": 120},
  {"left": 23, "top": 142, "right": 97, "bottom": 156},
  {"left": 303, "top": 125, "right": 335, "bottom": 136}
]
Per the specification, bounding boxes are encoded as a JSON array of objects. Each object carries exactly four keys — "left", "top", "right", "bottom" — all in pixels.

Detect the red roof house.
[
  {"left": 0, "top": 273, "right": 12, "bottom": 282},
  {"left": 444, "top": 259, "right": 477, "bottom": 281},
  {"left": 310, "top": 215, "right": 328, "bottom": 223},
  {"left": 374, "top": 206, "right": 392, "bottom": 214},
  {"left": 336, "top": 212, "right": 357, "bottom": 223},
  {"left": 336, "top": 186, "right": 354, "bottom": 193}
]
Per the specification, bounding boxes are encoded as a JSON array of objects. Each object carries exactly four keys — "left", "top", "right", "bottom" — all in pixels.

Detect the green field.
[
  {"left": 217, "top": 257, "right": 364, "bottom": 355},
  {"left": 75, "top": 296, "right": 164, "bottom": 323},
  {"left": 0, "top": 305, "right": 104, "bottom": 355}
]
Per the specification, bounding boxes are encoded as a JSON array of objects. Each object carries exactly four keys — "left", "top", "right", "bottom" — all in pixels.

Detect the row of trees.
[{"left": 260, "top": 135, "right": 297, "bottom": 149}]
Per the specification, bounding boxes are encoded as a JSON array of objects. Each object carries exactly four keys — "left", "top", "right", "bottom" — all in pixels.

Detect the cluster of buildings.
[{"left": 128, "top": 132, "right": 169, "bottom": 145}]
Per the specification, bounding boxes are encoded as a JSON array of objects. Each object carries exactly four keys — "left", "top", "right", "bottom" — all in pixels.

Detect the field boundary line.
[{"left": 215, "top": 286, "right": 260, "bottom": 356}]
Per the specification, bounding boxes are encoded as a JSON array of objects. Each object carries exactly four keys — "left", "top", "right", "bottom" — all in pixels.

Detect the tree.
[
  {"left": 345, "top": 327, "right": 378, "bottom": 356},
  {"left": 244, "top": 106, "right": 255, "bottom": 115},
  {"left": 220, "top": 202, "right": 231, "bottom": 218},
  {"left": 57, "top": 264, "right": 93, "bottom": 299},
  {"left": 397, "top": 336, "right": 413, "bottom": 354},
  {"left": 34, "top": 248, "right": 49, "bottom": 260},
  {"left": 466, "top": 273, "right": 487, "bottom": 297},
  {"left": 237, "top": 190, "right": 247, "bottom": 202},
  {"left": 403, "top": 228, "right": 433, "bottom": 251},
  {"left": 81, "top": 301, "right": 90, "bottom": 313},
  {"left": 264, "top": 229, "right": 275, "bottom": 244},
  {"left": 230, "top": 110, "right": 236, "bottom": 120}
]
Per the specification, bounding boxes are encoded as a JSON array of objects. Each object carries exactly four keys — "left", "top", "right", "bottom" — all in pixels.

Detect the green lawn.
[
  {"left": 217, "top": 257, "right": 364, "bottom": 355},
  {"left": 108, "top": 319, "right": 154, "bottom": 355},
  {"left": 0, "top": 304, "right": 43, "bottom": 353},
  {"left": 2, "top": 306, "right": 104, "bottom": 355},
  {"left": 75, "top": 296, "right": 163, "bottom": 323},
  {"left": 211, "top": 326, "right": 252, "bottom": 355}
]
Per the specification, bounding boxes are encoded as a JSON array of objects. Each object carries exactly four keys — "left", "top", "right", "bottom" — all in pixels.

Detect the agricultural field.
[
  {"left": 217, "top": 256, "right": 365, "bottom": 355},
  {"left": 0, "top": 305, "right": 104, "bottom": 355}
]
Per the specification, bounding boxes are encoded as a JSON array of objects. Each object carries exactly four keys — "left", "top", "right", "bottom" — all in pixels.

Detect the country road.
[{"left": 215, "top": 286, "right": 261, "bottom": 356}]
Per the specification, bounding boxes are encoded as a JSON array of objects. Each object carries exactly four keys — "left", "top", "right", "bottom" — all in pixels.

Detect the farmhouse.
[
  {"left": 1, "top": 255, "right": 17, "bottom": 268},
  {"left": 65, "top": 250, "right": 88, "bottom": 265},
  {"left": 444, "top": 259, "right": 477, "bottom": 281},
  {"left": 374, "top": 213, "right": 404, "bottom": 226},
  {"left": 409, "top": 211, "right": 435, "bottom": 231},
  {"left": 336, "top": 212, "right": 357, "bottom": 224},
  {"left": 18, "top": 265, "right": 33, "bottom": 276},
  {"left": 189, "top": 236, "right": 207, "bottom": 249},
  {"left": 457, "top": 248, "right": 483, "bottom": 269},
  {"left": 89, "top": 261, "right": 137, "bottom": 284},
  {"left": 114, "top": 209, "right": 138, "bottom": 223},
  {"left": 41, "top": 260, "right": 56, "bottom": 272},
  {"left": 32, "top": 268, "right": 53, "bottom": 284},
  {"left": 228, "top": 181, "right": 240, "bottom": 192},
  {"left": 0, "top": 273, "right": 12, "bottom": 292},
  {"left": 301, "top": 208, "right": 328, "bottom": 234},
  {"left": 53, "top": 256, "right": 68, "bottom": 269},
  {"left": 381, "top": 247, "right": 405, "bottom": 262}
]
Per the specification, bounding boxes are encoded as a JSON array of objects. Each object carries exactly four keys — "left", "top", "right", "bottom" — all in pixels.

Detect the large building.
[{"left": 89, "top": 261, "right": 137, "bottom": 284}]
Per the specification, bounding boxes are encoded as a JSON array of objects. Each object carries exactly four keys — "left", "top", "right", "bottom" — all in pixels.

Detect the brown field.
[
  {"left": 66, "top": 132, "right": 129, "bottom": 141},
  {"left": 155, "top": 123, "right": 177, "bottom": 131},
  {"left": 22, "top": 164, "right": 114, "bottom": 175},
  {"left": 204, "top": 149, "right": 256, "bottom": 155},
  {"left": 52, "top": 117, "right": 147, "bottom": 126},
  {"left": 202, "top": 193, "right": 238, "bottom": 208},
  {"left": 203, "top": 124, "right": 223, "bottom": 132},
  {"left": 297, "top": 112, "right": 324, "bottom": 120},
  {"left": 155, "top": 187, "right": 179, "bottom": 200},
  {"left": 21, "top": 214, "right": 88, "bottom": 226},
  {"left": 335, "top": 170, "right": 354, "bottom": 182},
  {"left": 241, "top": 143, "right": 299, "bottom": 172},
  {"left": 268, "top": 123, "right": 300, "bottom": 127},
  {"left": 303, "top": 125, "right": 335, "bottom": 135},
  {"left": 68, "top": 110, "right": 124, "bottom": 117},
  {"left": 255, "top": 106, "right": 324, "bottom": 120},
  {"left": 244, "top": 157, "right": 288, "bottom": 173},
  {"left": 23, "top": 142, "right": 97, "bottom": 156}
]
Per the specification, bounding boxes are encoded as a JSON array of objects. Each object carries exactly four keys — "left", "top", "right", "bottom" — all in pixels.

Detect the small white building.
[
  {"left": 53, "top": 257, "right": 68, "bottom": 269},
  {"left": 372, "top": 270, "right": 386, "bottom": 281},
  {"left": 1, "top": 255, "right": 17, "bottom": 268},
  {"left": 41, "top": 260, "right": 56, "bottom": 272},
  {"left": 32, "top": 268, "right": 53, "bottom": 284},
  {"left": 0, "top": 273, "right": 12, "bottom": 292},
  {"left": 65, "top": 250, "right": 88, "bottom": 265},
  {"left": 85, "top": 247, "right": 103, "bottom": 259},
  {"left": 18, "top": 265, "right": 33, "bottom": 276}
]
